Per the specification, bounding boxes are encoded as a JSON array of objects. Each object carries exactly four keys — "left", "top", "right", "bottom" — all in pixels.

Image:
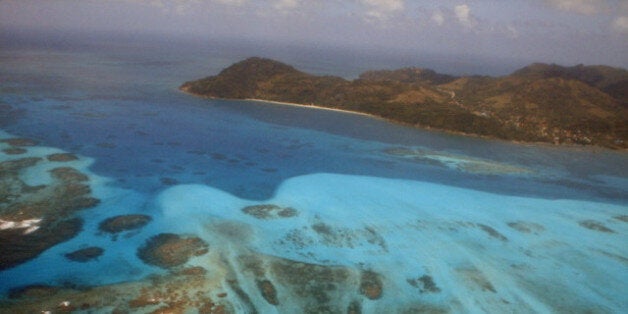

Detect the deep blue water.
[{"left": 0, "top": 36, "right": 627, "bottom": 312}]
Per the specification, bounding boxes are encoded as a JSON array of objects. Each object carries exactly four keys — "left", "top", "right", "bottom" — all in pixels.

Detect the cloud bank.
[
  {"left": 0, "top": 0, "right": 625, "bottom": 68},
  {"left": 544, "top": 0, "right": 605, "bottom": 15}
]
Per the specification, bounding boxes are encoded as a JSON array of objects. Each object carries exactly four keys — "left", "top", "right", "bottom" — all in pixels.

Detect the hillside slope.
[{"left": 181, "top": 58, "right": 628, "bottom": 149}]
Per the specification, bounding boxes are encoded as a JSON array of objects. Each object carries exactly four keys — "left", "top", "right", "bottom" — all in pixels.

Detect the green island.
[{"left": 181, "top": 57, "right": 628, "bottom": 149}]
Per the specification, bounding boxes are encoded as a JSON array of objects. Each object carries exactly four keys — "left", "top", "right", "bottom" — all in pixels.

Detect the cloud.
[
  {"left": 359, "top": 0, "right": 405, "bottom": 21},
  {"left": 431, "top": 10, "right": 445, "bottom": 26},
  {"left": 506, "top": 25, "right": 519, "bottom": 38},
  {"left": 148, "top": 0, "right": 202, "bottom": 15},
  {"left": 544, "top": 0, "right": 606, "bottom": 15},
  {"left": 117, "top": 0, "right": 196, "bottom": 15},
  {"left": 454, "top": 4, "right": 476, "bottom": 28},
  {"left": 613, "top": 16, "right": 628, "bottom": 33},
  {"left": 615, "top": 3, "right": 628, "bottom": 33},
  {"left": 426, "top": 5, "right": 481, "bottom": 29},
  {"left": 274, "top": 0, "right": 299, "bottom": 11},
  {"left": 213, "top": 0, "right": 247, "bottom": 6}
]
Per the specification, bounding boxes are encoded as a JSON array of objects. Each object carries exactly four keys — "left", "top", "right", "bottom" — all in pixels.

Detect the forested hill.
[{"left": 181, "top": 57, "right": 628, "bottom": 149}]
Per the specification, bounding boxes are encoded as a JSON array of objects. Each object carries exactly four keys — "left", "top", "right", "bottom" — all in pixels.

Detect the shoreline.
[
  {"left": 179, "top": 88, "right": 381, "bottom": 119},
  {"left": 247, "top": 99, "right": 625, "bottom": 151},
  {"left": 244, "top": 98, "right": 380, "bottom": 119},
  {"left": 179, "top": 88, "right": 624, "bottom": 152}
]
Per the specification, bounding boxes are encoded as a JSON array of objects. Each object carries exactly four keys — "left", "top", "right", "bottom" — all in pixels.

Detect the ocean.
[{"left": 0, "top": 34, "right": 626, "bottom": 313}]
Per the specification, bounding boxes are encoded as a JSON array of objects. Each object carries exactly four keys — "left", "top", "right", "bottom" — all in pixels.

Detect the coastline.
[
  {"left": 179, "top": 88, "right": 381, "bottom": 119},
  {"left": 246, "top": 98, "right": 625, "bottom": 151},
  {"left": 244, "top": 98, "right": 380, "bottom": 119},
  {"left": 179, "top": 88, "right": 624, "bottom": 151}
]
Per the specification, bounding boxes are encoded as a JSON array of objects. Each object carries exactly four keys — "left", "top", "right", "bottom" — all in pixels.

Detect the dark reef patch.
[
  {"left": 98, "top": 214, "right": 152, "bottom": 234},
  {"left": 137, "top": 233, "right": 209, "bottom": 268},
  {"left": 408, "top": 275, "right": 441, "bottom": 294},
  {"left": 8, "top": 284, "right": 61, "bottom": 300},
  {"left": 0, "top": 263, "right": 231, "bottom": 313},
  {"left": 459, "top": 268, "right": 497, "bottom": 293},
  {"left": 47, "top": 153, "right": 79, "bottom": 162},
  {"left": 359, "top": 270, "right": 383, "bottom": 300},
  {"left": 0, "top": 156, "right": 41, "bottom": 171},
  {"left": 0, "top": 218, "right": 84, "bottom": 270},
  {"left": 273, "top": 257, "right": 346, "bottom": 286},
  {"left": 507, "top": 221, "right": 545, "bottom": 234},
  {"left": 241, "top": 204, "right": 298, "bottom": 219},
  {"left": 257, "top": 279, "right": 279, "bottom": 305},
  {"left": 49, "top": 167, "right": 89, "bottom": 182},
  {"left": 267, "top": 257, "right": 352, "bottom": 313},
  {"left": 578, "top": 220, "right": 615, "bottom": 233},
  {"left": 65, "top": 246, "right": 104, "bottom": 262},
  {"left": 0, "top": 151, "right": 98, "bottom": 270},
  {"left": 347, "top": 300, "right": 362, "bottom": 314},
  {"left": 2, "top": 147, "right": 27, "bottom": 155},
  {"left": 1, "top": 137, "right": 38, "bottom": 147},
  {"left": 160, "top": 177, "right": 179, "bottom": 186},
  {"left": 477, "top": 224, "right": 508, "bottom": 242},
  {"left": 311, "top": 222, "right": 360, "bottom": 248},
  {"left": 613, "top": 215, "right": 628, "bottom": 223},
  {"left": 364, "top": 226, "right": 388, "bottom": 252}
]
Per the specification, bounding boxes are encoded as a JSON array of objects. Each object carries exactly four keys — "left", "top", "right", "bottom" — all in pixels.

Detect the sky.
[{"left": 1, "top": 0, "right": 627, "bottom": 68}]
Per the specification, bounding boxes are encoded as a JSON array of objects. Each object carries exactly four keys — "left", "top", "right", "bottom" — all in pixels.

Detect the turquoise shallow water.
[{"left": 0, "top": 38, "right": 627, "bottom": 312}]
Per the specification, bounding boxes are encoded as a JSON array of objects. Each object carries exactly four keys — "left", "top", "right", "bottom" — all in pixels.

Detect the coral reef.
[
  {"left": 256, "top": 279, "right": 279, "bottom": 305},
  {"left": 65, "top": 246, "right": 104, "bottom": 262},
  {"left": 2, "top": 148, "right": 26, "bottom": 155},
  {"left": 477, "top": 224, "right": 508, "bottom": 242},
  {"left": 359, "top": 270, "right": 383, "bottom": 300},
  {"left": 1, "top": 266, "right": 230, "bottom": 314},
  {"left": 578, "top": 220, "right": 615, "bottom": 233},
  {"left": 46, "top": 153, "right": 79, "bottom": 162},
  {"left": 1, "top": 251, "right": 386, "bottom": 313},
  {"left": 507, "top": 221, "right": 545, "bottom": 234},
  {"left": 408, "top": 275, "right": 441, "bottom": 294},
  {"left": 0, "top": 140, "right": 100, "bottom": 270},
  {"left": 98, "top": 214, "right": 152, "bottom": 234},
  {"left": 241, "top": 204, "right": 298, "bottom": 219},
  {"left": 1, "top": 138, "right": 38, "bottom": 147},
  {"left": 137, "top": 233, "right": 209, "bottom": 268}
]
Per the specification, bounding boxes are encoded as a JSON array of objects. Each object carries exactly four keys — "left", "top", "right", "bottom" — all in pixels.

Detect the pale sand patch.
[
  {"left": 245, "top": 98, "right": 379, "bottom": 119},
  {"left": 0, "top": 218, "right": 43, "bottom": 234},
  {"left": 180, "top": 89, "right": 381, "bottom": 119}
]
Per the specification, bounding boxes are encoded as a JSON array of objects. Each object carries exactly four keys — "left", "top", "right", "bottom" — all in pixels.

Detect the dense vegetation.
[{"left": 181, "top": 57, "right": 628, "bottom": 149}]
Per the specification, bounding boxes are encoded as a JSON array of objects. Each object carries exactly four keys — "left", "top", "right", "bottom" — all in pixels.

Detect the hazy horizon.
[{"left": 1, "top": 0, "right": 627, "bottom": 71}]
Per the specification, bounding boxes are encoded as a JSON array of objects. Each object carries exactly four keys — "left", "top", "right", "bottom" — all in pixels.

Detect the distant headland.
[{"left": 181, "top": 57, "right": 628, "bottom": 149}]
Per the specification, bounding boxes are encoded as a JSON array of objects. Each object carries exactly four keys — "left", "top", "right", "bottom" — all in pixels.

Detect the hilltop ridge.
[{"left": 181, "top": 58, "right": 628, "bottom": 149}]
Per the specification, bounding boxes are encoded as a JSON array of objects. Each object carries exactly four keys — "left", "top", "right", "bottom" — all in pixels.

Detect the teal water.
[{"left": 0, "top": 37, "right": 627, "bottom": 312}]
